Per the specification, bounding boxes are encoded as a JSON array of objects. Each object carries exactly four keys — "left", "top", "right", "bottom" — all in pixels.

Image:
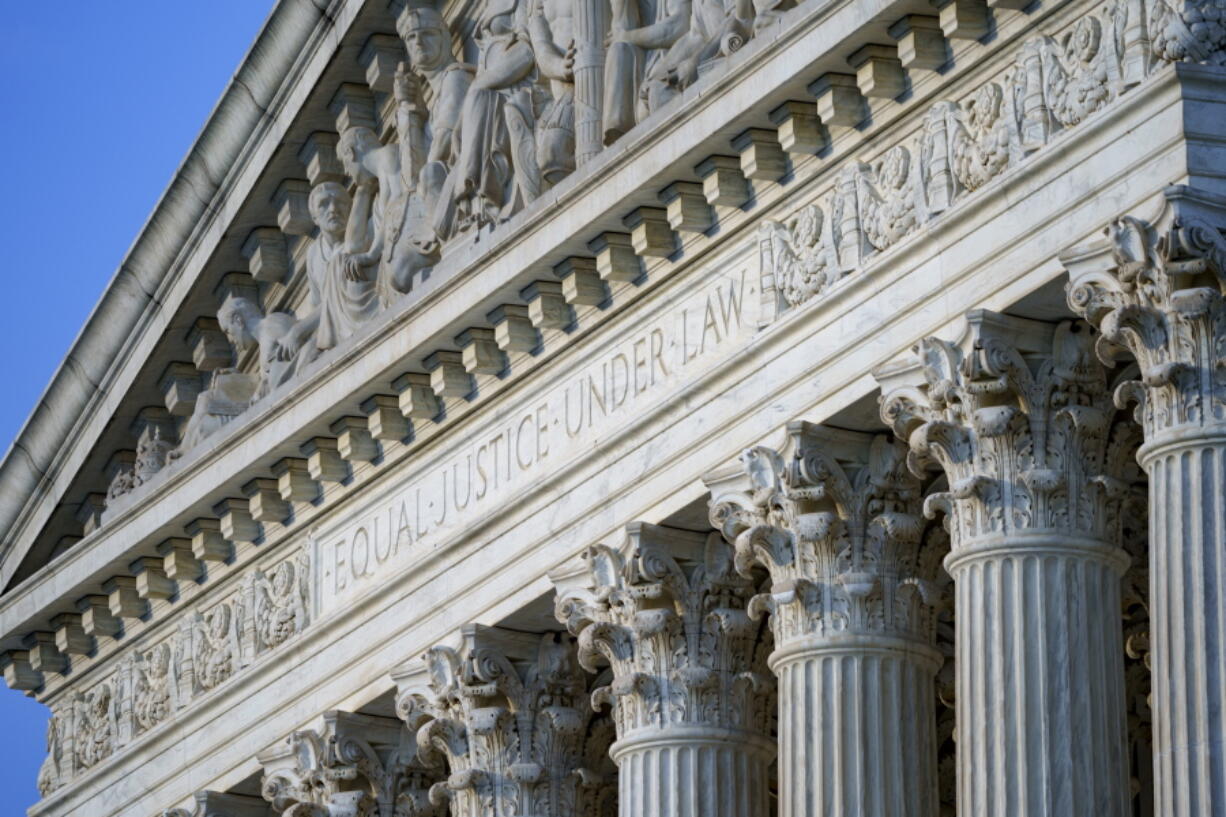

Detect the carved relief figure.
[
  {"left": 337, "top": 122, "right": 439, "bottom": 304},
  {"left": 609, "top": 0, "right": 751, "bottom": 119},
  {"left": 253, "top": 554, "right": 309, "bottom": 651},
  {"left": 529, "top": 0, "right": 578, "bottom": 183},
  {"left": 133, "top": 643, "right": 176, "bottom": 733},
  {"left": 173, "top": 295, "right": 299, "bottom": 455},
  {"left": 1041, "top": 17, "right": 1111, "bottom": 127},
  {"left": 760, "top": 203, "right": 837, "bottom": 307},
  {"left": 449, "top": 0, "right": 542, "bottom": 234},
  {"left": 278, "top": 182, "right": 380, "bottom": 355},
  {"left": 857, "top": 145, "right": 920, "bottom": 251},
  {"left": 397, "top": 5, "right": 474, "bottom": 236},
  {"left": 36, "top": 714, "right": 62, "bottom": 796},
  {"left": 950, "top": 82, "right": 1013, "bottom": 192},
  {"left": 193, "top": 604, "right": 240, "bottom": 693},
  {"left": 74, "top": 684, "right": 117, "bottom": 770}
]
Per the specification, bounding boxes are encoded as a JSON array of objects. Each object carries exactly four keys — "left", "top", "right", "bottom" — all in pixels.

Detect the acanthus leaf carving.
[
  {"left": 710, "top": 424, "right": 940, "bottom": 648},
  {"left": 879, "top": 312, "right": 1139, "bottom": 551},
  {"left": 1065, "top": 185, "right": 1226, "bottom": 437},
  {"left": 393, "top": 627, "right": 615, "bottom": 817},
  {"left": 555, "top": 524, "right": 774, "bottom": 740},
  {"left": 261, "top": 711, "right": 437, "bottom": 817}
]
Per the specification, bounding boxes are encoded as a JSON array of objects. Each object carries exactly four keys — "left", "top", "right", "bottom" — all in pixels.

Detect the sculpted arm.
[
  {"left": 471, "top": 37, "right": 536, "bottom": 90},
  {"left": 427, "top": 70, "right": 470, "bottom": 165},
  {"left": 616, "top": 0, "right": 691, "bottom": 48},
  {"left": 529, "top": 4, "right": 572, "bottom": 81}
]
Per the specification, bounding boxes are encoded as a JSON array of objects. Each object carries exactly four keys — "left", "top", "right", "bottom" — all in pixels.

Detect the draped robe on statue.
[{"left": 306, "top": 233, "right": 379, "bottom": 351}]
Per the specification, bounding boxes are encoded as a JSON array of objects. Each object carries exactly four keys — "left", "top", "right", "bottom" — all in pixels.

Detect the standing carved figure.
[
  {"left": 529, "top": 0, "right": 578, "bottom": 184},
  {"left": 450, "top": 0, "right": 542, "bottom": 233},
  {"left": 397, "top": 4, "right": 474, "bottom": 240}
]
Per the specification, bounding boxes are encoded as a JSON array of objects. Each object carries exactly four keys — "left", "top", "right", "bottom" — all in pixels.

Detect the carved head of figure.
[
  {"left": 336, "top": 129, "right": 380, "bottom": 188},
  {"left": 397, "top": 5, "right": 452, "bottom": 72},
  {"left": 217, "top": 295, "right": 263, "bottom": 356},
  {"left": 308, "top": 181, "right": 353, "bottom": 241}
]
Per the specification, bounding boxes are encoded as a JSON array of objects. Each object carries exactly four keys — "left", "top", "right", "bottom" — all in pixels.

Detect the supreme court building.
[{"left": 2, "top": 0, "right": 1224, "bottom": 815}]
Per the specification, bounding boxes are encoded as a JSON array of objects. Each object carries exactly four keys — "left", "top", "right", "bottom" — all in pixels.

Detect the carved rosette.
[
  {"left": 394, "top": 628, "right": 615, "bottom": 817},
  {"left": 555, "top": 524, "right": 774, "bottom": 817},
  {"left": 261, "top": 711, "right": 437, "bottom": 817}
]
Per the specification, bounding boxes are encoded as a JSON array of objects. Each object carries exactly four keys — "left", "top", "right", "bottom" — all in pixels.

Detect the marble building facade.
[{"left": 0, "top": 0, "right": 1223, "bottom": 815}]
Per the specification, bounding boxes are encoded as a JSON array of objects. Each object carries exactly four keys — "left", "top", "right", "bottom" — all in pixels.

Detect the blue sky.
[{"left": 0, "top": 4, "right": 272, "bottom": 811}]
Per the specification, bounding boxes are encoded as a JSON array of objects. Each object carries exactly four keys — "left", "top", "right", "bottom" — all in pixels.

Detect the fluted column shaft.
[
  {"left": 1142, "top": 434, "right": 1226, "bottom": 815},
  {"left": 1063, "top": 187, "right": 1226, "bottom": 817},
  {"left": 948, "top": 536, "right": 1130, "bottom": 817},
  {"left": 612, "top": 728, "right": 774, "bottom": 817},
  {"left": 773, "top": 637, "right": 942, "bottom": 817},
  {"left": 711, "top": 425, "right": 945, "bottom": 817},
  {"left": 879, "top": 312, "right": 1136, "bottom": 817}
]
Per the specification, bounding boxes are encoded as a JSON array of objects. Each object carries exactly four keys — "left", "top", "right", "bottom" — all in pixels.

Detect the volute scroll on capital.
[
  {"left": 258, "top": 709, "right": 439, "bottom": 817},
  {"left": 876, "top": 310, "right": 1141, "bottom": 560}
]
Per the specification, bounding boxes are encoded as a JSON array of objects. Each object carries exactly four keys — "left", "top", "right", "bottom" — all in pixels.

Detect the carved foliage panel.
[
  {"left": 38, "top": 546, "right": 312, "bottom": 798},
  {"left": 758, "top": 0, "right": 1211, "bottom": 319}
]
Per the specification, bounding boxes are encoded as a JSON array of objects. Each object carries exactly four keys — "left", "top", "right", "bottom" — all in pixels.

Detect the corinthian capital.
[
  {"left": 707, "top": 422, "right": 942, "bottom": 648},
  {"left": 554, "top": 523, "right": 774, "bottom": 739},
  {"left": 258, "top": 710, "right": 436, "bottom": 817},
  {"left": 877, "top": 310, "right": 1137, "bottom": 552},
  {"left": 391, "top": 626, "right": 615, "bottom": 817},
  {"left": 1064, "top": 185, "right": 1226, "bottom": 440}
]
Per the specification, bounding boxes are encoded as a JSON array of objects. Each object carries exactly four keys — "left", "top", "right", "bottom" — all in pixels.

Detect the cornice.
[{"left": 0, "top": 0, "right": 361, "bottom": 591}]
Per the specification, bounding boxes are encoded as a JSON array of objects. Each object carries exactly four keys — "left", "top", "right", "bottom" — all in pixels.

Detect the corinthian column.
[
  {"left": 877, "top": 310, "right": 1134, "bottom": 817},
  {"left": 708, "top": 422, "right": 943, "bottom": 817},
  {"left": 392, "top": 625, "right": 616, "bottom": 817},
  {"left": 1064, "top": 186, "right": 1226, "bottom": 817},
  {"left": 555, "top": 523, "right": 775, "bottom": 817}
]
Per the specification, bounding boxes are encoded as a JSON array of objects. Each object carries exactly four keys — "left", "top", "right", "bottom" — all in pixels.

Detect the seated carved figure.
[
  {"left": 606, "top": 0, "right": 754, "bottom": 126},
  {"left": 174, "top": 295, "right": 301, "bottom": 455}
]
